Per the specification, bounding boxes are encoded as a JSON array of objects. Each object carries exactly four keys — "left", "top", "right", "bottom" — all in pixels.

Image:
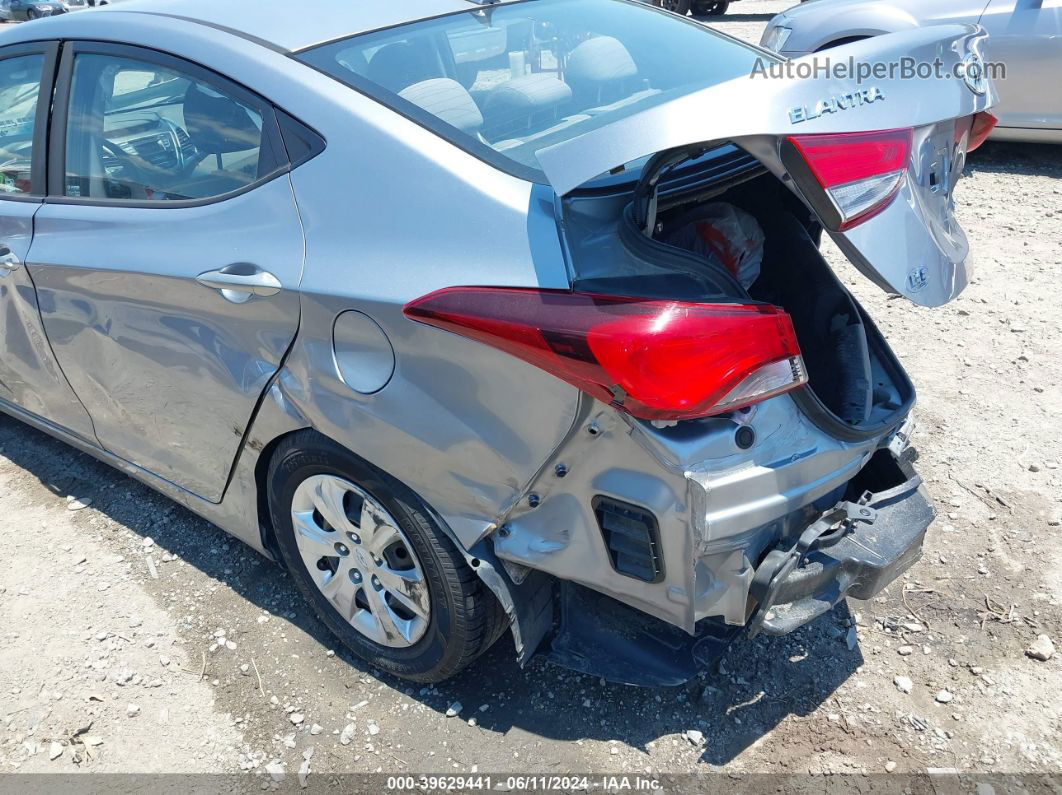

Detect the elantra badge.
[{"left": 789, "top": 87, "right": 885, "bottom": 124}]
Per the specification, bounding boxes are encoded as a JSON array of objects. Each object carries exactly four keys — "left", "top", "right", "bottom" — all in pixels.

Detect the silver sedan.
[
  {"left": 762, "top": 0, "right": 1062, "bottom": 143},
  {"left": 0, "top": 0, "right": 993, "bottom": 684}
]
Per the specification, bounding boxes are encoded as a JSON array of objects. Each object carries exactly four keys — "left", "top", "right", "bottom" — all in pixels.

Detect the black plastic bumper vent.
[{"left": 593, "top": 497, "right": 663, "bottom": 583}]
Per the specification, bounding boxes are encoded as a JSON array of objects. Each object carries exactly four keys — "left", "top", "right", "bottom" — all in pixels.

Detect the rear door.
[
  {"left": 977, "top": 0, "right": 1062, "bottom": 133},
  {"left": 0, "top": 42, "right": 97, "bottom": 441},
  {"left": 536, "top": 26, "right": 996, "bottom": 307},
  {"left": 27, "top": 42, "right": 304, "bottom": 502}
]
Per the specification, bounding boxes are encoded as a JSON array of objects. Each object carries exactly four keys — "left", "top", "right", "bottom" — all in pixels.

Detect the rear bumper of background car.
[{"left": 991, "top": 126, "right": 1062, "bottom": 144}]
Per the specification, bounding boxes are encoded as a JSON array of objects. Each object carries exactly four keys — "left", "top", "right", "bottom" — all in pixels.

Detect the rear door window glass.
[{"left": 64, "top": 52, "right": 281, "bottom": 202}]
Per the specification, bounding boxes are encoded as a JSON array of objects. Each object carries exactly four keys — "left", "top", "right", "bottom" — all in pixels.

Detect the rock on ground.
[{"left": 1026, "top": 635, "right": 1055, "bottom": 662}]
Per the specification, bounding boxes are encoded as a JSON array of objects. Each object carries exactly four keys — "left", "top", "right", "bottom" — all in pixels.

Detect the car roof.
[{"left": 106, "top": 0, "right": 488, "bottom": 53}]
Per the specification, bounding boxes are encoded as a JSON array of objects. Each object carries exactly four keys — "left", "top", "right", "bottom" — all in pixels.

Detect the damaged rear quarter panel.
[
  {"left": 276, "top": 114, "right": 580, "bottom": 550},
  {"left": 493, "top": 393, "right": 880, "bottom": 634}
]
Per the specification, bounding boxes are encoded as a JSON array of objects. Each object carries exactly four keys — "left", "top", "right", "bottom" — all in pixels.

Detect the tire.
[
  {"left": 659, "top": 0, "right": 691, "bottom": 15},
  {"left": 692, "top": 0, "right": 729, "bottom": 15},
  {"left": 267, "top": 430, "right": 508, "bottom": 683},
  {"left": 26, "top": 9, "right": 39, "bottom": 19}
]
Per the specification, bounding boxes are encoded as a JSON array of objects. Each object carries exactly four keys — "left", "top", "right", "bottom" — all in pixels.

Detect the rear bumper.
[
  {"left": 747, "top": 452, "right": 934, "bottom": 636},
  {"left": 545, "top": 450, "right": 934, "bottom": 686},
  {"left": 494, "top": 389, "right": 924, "bottom": 634}
]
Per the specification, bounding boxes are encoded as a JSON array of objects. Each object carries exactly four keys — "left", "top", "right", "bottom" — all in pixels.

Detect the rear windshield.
[{"left": 297, "top": 0, "right": 769, "bottom": 182}]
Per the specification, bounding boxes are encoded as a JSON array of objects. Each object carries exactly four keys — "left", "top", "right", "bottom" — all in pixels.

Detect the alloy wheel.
[{"left": 290, "top": 474, "right": 430, "bottom": 648}]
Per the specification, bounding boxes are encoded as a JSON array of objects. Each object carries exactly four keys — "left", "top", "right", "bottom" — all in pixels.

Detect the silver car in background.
[
  {"left": 0, "top": 0, "right": 68, "bottom": 21},
  {"left": 762, "top": 0, "right": 1062, "bottom": 143},
  {"left": 0, "top": 0, "right": 994, "bottom": 684}
]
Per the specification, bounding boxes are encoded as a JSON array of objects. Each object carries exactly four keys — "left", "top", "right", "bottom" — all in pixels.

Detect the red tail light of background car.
[{"left": 404, "top": 287, "right": 808, "bottom": 421}]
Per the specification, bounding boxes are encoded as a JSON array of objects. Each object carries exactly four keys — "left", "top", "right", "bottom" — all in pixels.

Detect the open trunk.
[
  {"left": 559, "top": 147, "right": 914, "bottom": 439},
  {"left": 540, "top": 26, "right": 996, "bottom": 310},
  {"left": 652, "top": 167, "right": 915, "bottom": 438},
  {"left": 539, "top": 25, "right": 995, "bottom": 433}
]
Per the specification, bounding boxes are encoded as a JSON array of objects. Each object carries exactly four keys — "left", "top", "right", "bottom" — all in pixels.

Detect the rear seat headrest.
[
  {"left": 566, "top": 36, "right": 638, "bottom": 85},
  {"left": 399, "top": 78, "right": 483, "bottom": 134},
  {"left": 484, "top": 73, "right": 572, "bottom": 115}
]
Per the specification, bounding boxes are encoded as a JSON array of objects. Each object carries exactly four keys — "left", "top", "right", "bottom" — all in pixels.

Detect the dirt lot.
[{"left": 1, "top": 3, "right": 1060, "bottom": 786}]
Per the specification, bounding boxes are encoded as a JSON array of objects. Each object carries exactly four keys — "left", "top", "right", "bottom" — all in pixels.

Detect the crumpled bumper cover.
[
  {"left": 747, "top": 453, "right": 934, "bottom": 637},
  {"left": 546, "top": 451, "right": 934, "bottom": 686}
]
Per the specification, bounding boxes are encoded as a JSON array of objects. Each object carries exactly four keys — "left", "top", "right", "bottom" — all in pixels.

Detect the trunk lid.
[{"left": 537, "top": 26, "right": 995, "bottom": 307}]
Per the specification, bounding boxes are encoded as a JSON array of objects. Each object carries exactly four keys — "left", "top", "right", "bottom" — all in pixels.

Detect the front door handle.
[
  {"left": 196, "top": 265, "right": 282, "bottom": 303},
  {"left": 0, "top": 245, "right": 21, "bottom": 272}
]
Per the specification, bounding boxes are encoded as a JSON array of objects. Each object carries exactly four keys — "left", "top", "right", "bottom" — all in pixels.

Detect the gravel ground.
[{"left": 1, "top": 3, "right": 1060, "bottom": 785}]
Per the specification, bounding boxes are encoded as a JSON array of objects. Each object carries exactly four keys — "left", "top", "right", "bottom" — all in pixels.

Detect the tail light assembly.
[
  {"left": 783, "top": 128, "right": 913, "bottom": 232},
  {"left": 404, "top": 287, "right": 808, "bottom": 422}
]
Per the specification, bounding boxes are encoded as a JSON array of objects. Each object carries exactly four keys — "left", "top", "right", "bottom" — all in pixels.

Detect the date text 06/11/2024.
[{"left": 384, "top": 775, "right": 664, "bottom": 791}]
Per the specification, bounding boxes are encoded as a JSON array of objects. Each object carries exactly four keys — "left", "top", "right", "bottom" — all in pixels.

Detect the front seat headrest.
[
  {"left": 183, "top": 83, "right": 261, "bottom": 155},
  {"left": 566, "top": 36, "right": 638, "bottom": 85},
  {"left": 399, "top": 78, "right": 483, "bottom": 135}
]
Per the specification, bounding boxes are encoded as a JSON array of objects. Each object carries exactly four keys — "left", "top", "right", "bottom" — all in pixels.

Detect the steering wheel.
[{"left": 96, "top": 138, "right": 152, "bottom": 199}]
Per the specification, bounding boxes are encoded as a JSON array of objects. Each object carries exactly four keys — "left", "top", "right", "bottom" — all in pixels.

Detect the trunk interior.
[{"left": 561, "top": 147, "right": 915, "bottom": 438}]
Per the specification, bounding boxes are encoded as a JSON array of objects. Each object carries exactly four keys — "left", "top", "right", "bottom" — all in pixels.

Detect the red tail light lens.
[
  {"left": 967, "top": 111, "right": 998, "bottom": 152},
  {"left": 788, "top": 128, "right": 912, "bottom": 231},
  {"left": 404, "top": 288, "right": 808, "bottom": 421}
]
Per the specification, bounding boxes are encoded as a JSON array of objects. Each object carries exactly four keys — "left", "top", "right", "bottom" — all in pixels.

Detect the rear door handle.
[
  {"left": 195, "top": 266, "right": 282, "bottom": 303},
  {"left": 0, "top": 245, "right": 21, "bottom": 272}
]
